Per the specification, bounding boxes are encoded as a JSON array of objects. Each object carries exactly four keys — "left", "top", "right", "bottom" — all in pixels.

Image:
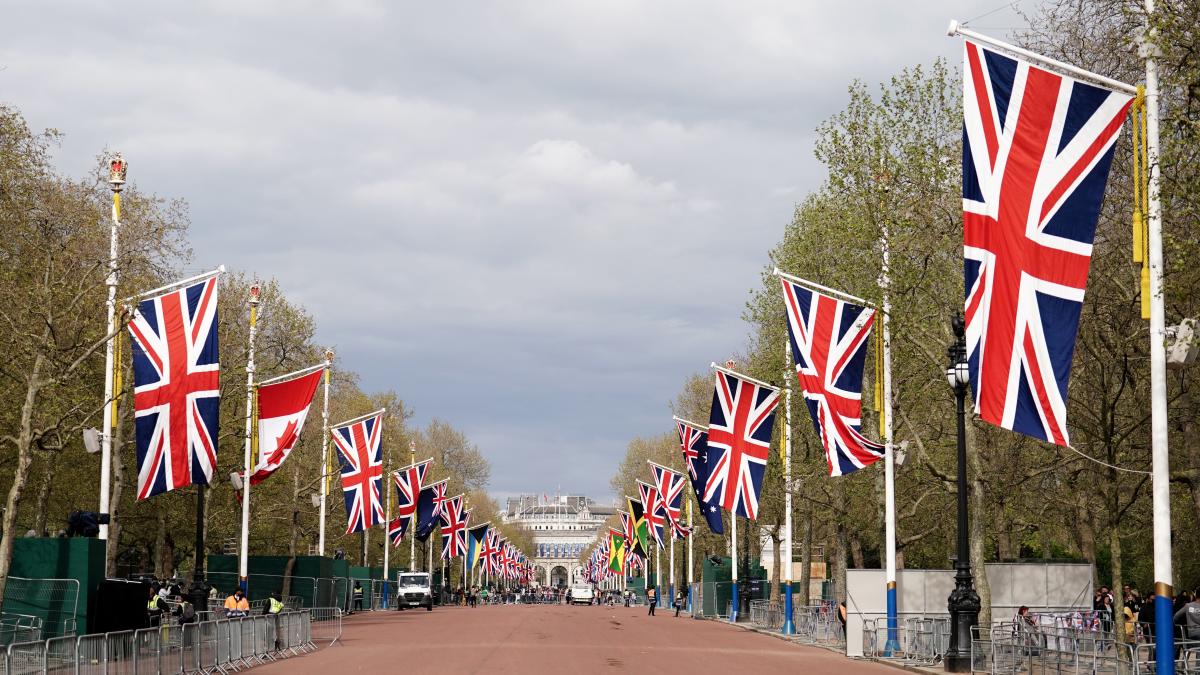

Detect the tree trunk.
[
  {"left": 154, "top": 503, "right": 167, "bottom": 578},
  {"left": 0, "top": 354, "right": 45, "bottom": 600},
  {"left": 32, "top": 454, "right": 54, "bottom": 536},
  {"left": 799, "top": 509, "right": 813, "bottom": 607},
  {"left": 967, "top": 422, "right": 992, "bottom": 627},
  {"left": 1109, "top": 507, "right": 1126, "bottom": 648},
  {"left": 994, "top": 499, "right": 1014, "bottom": 561},
  {"left": 832, "top": 483, "right": 848, "bottom": 604},
  {"left": 849, "top": 533, "right": 865, "bottom": 569},
  {"left": 770, "top": 527, "right": 782, "bottom": 601}
]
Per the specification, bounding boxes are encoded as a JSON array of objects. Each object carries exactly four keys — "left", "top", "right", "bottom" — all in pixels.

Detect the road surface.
[{"left": 262, "top": 603, "right": 903, "bottom": 674}]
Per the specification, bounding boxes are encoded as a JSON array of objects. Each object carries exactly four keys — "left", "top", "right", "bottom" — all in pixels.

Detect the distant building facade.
[{"left": 501, "top": 494, "right": 615, "bottom": 587}]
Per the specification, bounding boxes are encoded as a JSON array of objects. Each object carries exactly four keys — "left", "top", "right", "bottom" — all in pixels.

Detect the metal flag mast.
[
  {"left": 686, "top": 500, "right": 694, "bottom": 612},
  {"left": 382, "top": 416, "right": 392, "bottom": 609},
  {"left": 782, "top": 332, "right": 795, "bottom": 634},
  {"left": 1139, "top": 3, "right": 1174, "bottom": 671},
  {"left": 317, "top": 350, "right": 333, "bottom": 557},
  {"left": 881, "top": 218, "right": 899, "bottom": 653},
  {"left": 99, "top": 154, "right": 126, "bottom": 542},
  {"left": 238, "top": 284, "right": 261, "bottom": 592},
  {"left": 409, "top": 440, "right": 417, "bottom": 572}
]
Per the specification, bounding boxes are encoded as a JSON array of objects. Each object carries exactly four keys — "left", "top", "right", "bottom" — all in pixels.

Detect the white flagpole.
[
  {"left": 317, "top": 351, "right": 333, "bottom": 557},
  {"left": 730, "top": 514, "right": 738, "bottom": 623},
  {"left": 669, "top": 531, "right": 675, "bottom": 609},
  {"left": 687, "top": 500, "right": 694, "bottom": 612},
  {"left": 1143, "top": 3, "right": 1174, "bottom": 669},
  {"left": 382, "top": 441, "right": 391, "bottom": 609},
  {"left": 655, "top": 542, "right": 661, "bottom": 608},
  {"left": 409, "top": 441, "right": 416, "bottom": 571},
  {"left": 238, "top": 285, "right": 261, "bottom": 591},
  {"left": 782, "top": 332, "right": 795, "bottom": 634},
  {"left": 882, "top": 220, "right": 899, "bottom": 652},
  {"left": 99, "top": 154, "right": 126, "bottom": 541}
]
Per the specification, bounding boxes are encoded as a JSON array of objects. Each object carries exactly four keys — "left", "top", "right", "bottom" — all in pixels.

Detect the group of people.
[
  {"left": 1012, "top": 585, "right": 1200, "bottom": 645},
  {"left": 643, "top": 586, "right": 687, "bottom": 617},
  {"left": 144, "top": 581, "right": 196, "bottom": 627}
]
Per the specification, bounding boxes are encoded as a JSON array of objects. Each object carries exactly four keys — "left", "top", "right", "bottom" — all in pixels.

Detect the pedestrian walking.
[
  {"left": 674, "top": 590, "right": 684, "bottom": 617},
  {"left": 647, "top": 586, "right": 657, "bottom": 616}
]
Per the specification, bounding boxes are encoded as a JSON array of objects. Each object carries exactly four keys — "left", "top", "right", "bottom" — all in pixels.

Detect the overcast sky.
[{"left": 1, "top": 1, "right": 1025, "bottom": 503}]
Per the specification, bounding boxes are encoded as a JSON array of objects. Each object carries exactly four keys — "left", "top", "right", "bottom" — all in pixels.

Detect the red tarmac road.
[{"left": 260, "top": 603, "right": 903, "bottom": 675}]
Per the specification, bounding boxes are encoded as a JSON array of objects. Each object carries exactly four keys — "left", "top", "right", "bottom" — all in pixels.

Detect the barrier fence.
[
  {"left": 0, "top": 578, "right": 80, "bottom": 642},
  {"left": 1, "top": 607, "right": 341, "bottom": 675},
  {"left": 971, "top": 619, "right": 1200, "bottom": 675}
]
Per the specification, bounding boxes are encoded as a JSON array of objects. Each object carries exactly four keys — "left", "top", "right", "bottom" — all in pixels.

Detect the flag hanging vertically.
[
  {"left": 413, "top": 478, "right": 445, "bottom": 542},
  {"left": 128, "top": 273, "right": 221, "bottom": 500},
  {"left": 961, "top": 40, "right": 1133, "bottom": 446},
  {"left": 466, "top": 522, "right": 490, "bottom": 570},
  {"left": 703, "top": 366, "right": 779, "bottom": 520},
  {"left": 675, "top": 417, "right": 723, "bottom": 534},
  {"left": 481, "top": 529, "right": 500, "bottom": 575},
  {"left": 387, "top": 458, "right": 430, "bottom": 545},
  {"left": 649, "top": 462, "right": 689, "bottom": 537},
  {"left": 607, "top": 529, "right": 627, "bottom": 574},
  {"left": 625, "top": 497, "right": 650, "bottom": 557},
  {"left": 252, "top": 366, "right": 323, "bottom": 485},
  {"left": 637, "top": 481, "right": 666, "bottom": 550},
  {"left": 780, "top": 276, "right": 884, "bottom": 476},
  {"left": 331, "top": 409, "right": 386, "bottom": 533},
  {"left": 439, "top": 495, "right": 468, "bottom": 561}
]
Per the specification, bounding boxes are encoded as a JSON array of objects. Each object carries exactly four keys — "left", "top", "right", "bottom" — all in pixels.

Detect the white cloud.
[{"left": 0, "top": 0, "right": 1025, "bottom": 500}]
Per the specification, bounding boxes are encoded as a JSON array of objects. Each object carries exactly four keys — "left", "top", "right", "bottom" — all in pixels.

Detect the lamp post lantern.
[{"left": 944, "top": 314, "right": 979, "bottom": 673}]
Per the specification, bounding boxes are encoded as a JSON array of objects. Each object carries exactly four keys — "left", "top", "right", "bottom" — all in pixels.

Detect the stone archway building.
[{"left": 501, "top": 494, "right": 615, "bottom": 588}]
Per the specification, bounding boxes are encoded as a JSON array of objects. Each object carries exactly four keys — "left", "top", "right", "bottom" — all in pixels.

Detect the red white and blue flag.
[
  {"left": 331, "top": 410, "right": 385, "bottom": 534},
  {"left": 481, "top": 529, "right": 501, "bottom": 576},
  {"left": 650, "top": 462, "right": 689, "bottom": 538},
  {"left": 675, "top": 418, "right": 722, "bottom": 534},
  {"left": 128, "top": 273, "right": 221, "bottom": 500},
  {"left": 387, "top": 458, "right": 430, "bottom": 546},
  {"left": 439, "top": 495, "right": 468, "bottom": 561},
  {"left": 962, "top": 41, "right": 1132, "bottom": 446},
  {"left": 637, "top": 480, "right": 666, "bottom": 550},
  {"left": 703, "top": 367, "right": 779, "bottom": 520},
  {"left": 781, "top": 277, "right": 884, "bottom": 477},
  {"left": 413, "top": 478, "right": 445, "bottom": 542}
]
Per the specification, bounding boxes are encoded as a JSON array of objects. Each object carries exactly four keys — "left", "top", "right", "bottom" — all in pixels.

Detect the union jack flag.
[
  {"left": 703, "top": 367, "right": 779, "bottom": 520},
  {"left": 650, "top": 462, "right": 689, "bottom": 537},
  {"left": 962, "top": 41, "right": 1132, "bottom": 446},
  {"left": 331, "top": 410, "right": 385, "bottom": 534},
  {"left": 387, "top": 459, "right": 430, "bottom": 545},
  {"left": 481, "top": 530, "right": 500, "bottom": 576},
  {"left": 637, "top": 481, "right": 666, "bottom": 549},
  {"left": 439, "top": 495, "right": 468, "bottom": 560},
  {"left": 127, "top": 274, "right": 221, "bottom": 500},
  {"left": 781, "top": 277, "right": 884, "bottom": 477}
]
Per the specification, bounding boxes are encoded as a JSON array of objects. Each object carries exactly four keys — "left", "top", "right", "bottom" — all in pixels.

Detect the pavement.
[{"left": 258, "top": 603, "right": 907, "bottom": 674}]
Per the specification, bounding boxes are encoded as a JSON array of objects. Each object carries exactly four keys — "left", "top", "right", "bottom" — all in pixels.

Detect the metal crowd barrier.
[
  {"left": 795, "top": 604, "right": 845, "bottom": 646},
  {"left": 749, "top": 600, "right": 784, "bottom": 629},
  {"left": 1, "top": 608, "right": 340, "bottom": 674},
  {"left": 862, "top": 616, "right": 950, "bottom": 665},
  {"left": 969, "top": 621, "right": 1200, "bottom": 675}
]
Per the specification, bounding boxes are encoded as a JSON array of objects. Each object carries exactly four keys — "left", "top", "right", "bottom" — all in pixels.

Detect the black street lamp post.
[{"left": 944, "top": 314, "right": 980, "bottom": 672}]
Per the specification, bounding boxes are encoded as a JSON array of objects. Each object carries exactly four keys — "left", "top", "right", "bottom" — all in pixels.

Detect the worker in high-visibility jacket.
[
  {"left": 267, "top": 592, "right": 284, "bottom": 614},
  {"left": 224, "top": 588, "right": 249, "bottom": 618}
]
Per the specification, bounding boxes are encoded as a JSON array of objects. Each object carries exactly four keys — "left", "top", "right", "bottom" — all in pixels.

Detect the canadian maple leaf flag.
[{"left": 251, "top": 367, "right": 323, "bottom": 485}]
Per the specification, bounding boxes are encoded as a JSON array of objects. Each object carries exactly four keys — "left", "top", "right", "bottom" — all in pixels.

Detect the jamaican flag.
[
  {"left": 626, "top": 496, "right": 650, "bottom": 558},
  {"left": 607, "top": 529, "right": 626, "bottom": 573}
]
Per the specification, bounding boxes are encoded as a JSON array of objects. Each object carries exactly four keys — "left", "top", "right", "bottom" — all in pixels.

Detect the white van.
[
  {"left": 396, "top": 572, "right": 433, "bottom": 611},
  {"left": 569, "top": 584, "right": 594, "bottom": 605}
]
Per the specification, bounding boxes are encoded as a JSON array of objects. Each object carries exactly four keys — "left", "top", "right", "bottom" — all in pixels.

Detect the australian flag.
[
  {"left": 675, "top": 417, "right": 722, "bottom": 534},
  {"left": 414, "top": 478, "right": 446, "bottom": 542}
]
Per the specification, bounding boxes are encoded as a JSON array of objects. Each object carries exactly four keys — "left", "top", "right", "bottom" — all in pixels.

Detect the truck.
[{"left": 396, "top": 572, "right": 433, "bottom": 611}]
